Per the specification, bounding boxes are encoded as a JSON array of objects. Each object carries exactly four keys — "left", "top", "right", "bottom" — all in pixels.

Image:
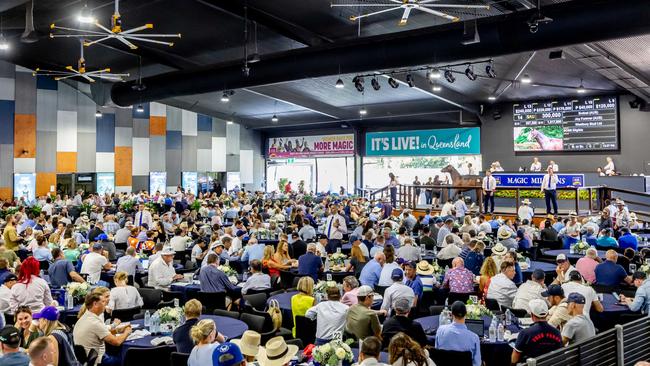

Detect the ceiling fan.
[
  {"left": 49, "top": 0, "right": 181, "bottom": 50},
  {"left": 331, "top": 0, "right": 490, "bottom": 25},
  {"left": 32, "top": 40, "right": 129, "bottom": 82}
]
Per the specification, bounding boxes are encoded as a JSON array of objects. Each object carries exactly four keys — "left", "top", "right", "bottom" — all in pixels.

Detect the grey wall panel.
[
  {"left": 0, "top": 61, "right": 14, "bottom": 78},
  {"left": 212, "top": 118, "right": 226, "bottom": 137},
  {"left": 115, "top": 127, "right": 132, "bottom": 147},
  {"left": 0, "top": 144, "right": 13, "bottom": 187},
  {"left": 197, "top": 133, "right": 211, "bottom": 149},
  {"left": 36, "top": 89, "right": 57, "bottom": 132},
  {"left": 226, "top": 123, "right": 240, "bottom": 155},
  {"left": 76, "top": 132, "right": 96, "bottom": 172},
  {"left": 115, "top": 108, "right": 132, "bottom": 127},
  {"left": 166, "top": 149, "right": 182, "bottom": 186},
  {"left": 76, "top": 95, "right": 96, "bottom": 133},
  {"left": 132, "top": 118, "right": 149, "bottom": 138},
  {"left": 57, "top": 83, "right": 77, "bottom": 112},
  {"left": 226, "top": 155, "right": 240, "bottom": 172},
  {"left": 14, "top": 71, "right": 36, "bottom": 115},
  {"left": 132, "top": 175, "right": 149, "bottom": 192},
  {"left": 36, "top": 131, "right": 56, "bottom": 172},
  {"left": 166, "top": 105, "right": 182, "bottom": 131},
  {"left": 181, "top": 136, "right": 197, "bottom": 171},
  {"left": 149, "top": 136, "right": 166, "bottom": 172}
]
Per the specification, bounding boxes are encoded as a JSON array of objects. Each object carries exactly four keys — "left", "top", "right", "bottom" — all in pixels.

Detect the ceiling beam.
[
  {"left": 490, "top": 51, "right": 536, "bottom": 99},
  {"left": 194, "top": 0, "right": 333, "bottom": 47},
  {"left": 162, "top": 97, "right": 259, "bottom": 126}
]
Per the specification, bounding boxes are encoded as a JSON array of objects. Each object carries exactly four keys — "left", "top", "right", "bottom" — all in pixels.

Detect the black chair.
[
  {"left": 162, "top": 290, "right": 184, "bottom": 303},
  {"left": 196, "top": 291, "right": 227, "bottom": 313},
  {"left": 269, "top": 289, "right": 285, "bottom": 297},
  {"left": 111, "top": 306, "right": 142, "bottom": 322},
  {"left": 213, "top": 309, "right": 240, "bottom": 319},
  {"left": 291, "top": 276, "right": 301, "bottom": 288},
  {"left": 430, "top": 349, "right": 473, "bottom": 366},
  {"left": 74, "top": 345, "right": 88, "bottom": 364},
  {"left": 137, "top": 288, "right": 163, "bottom": 310},
  {"left": 279, "top": 271, "right": 298, "bottom": 290},
  {"left": 294, "top": 315, "right": 316, "bottom": 346},
  {"left": 170, "top": 352, "right": 190, "bottom": 366},
  {"left": 417, "top": 291, "right": 437, "bottom": 316},
  {"left": 447, "top": 292, "right": 472, "bottom": 305},
  {"left": 285, "top": 339, "right": 303, "bottom": 349},
  {"left": 375, "top": 286, "right": 388, "bottom": 296},
  {"left": 429, "top": 305, "right": 445, "bottom": 316},
  {"left": 240, "top": 313, "right": 278, "bottom": 343},
  {"left": 124, "top": 345, "right": 172, "bottom": 366},
  {"left": 39, "top": 260, "right": 50, "bottom": 271},
  {"left": 484, "top": 298, "right": 502, "bottom": 312},
  {"left": 501, "top": 306, "right": 528, "bottom": 319},
  {"left": 243, "top": 293, "right": 268, "bottom": 312},
  {"left": 245, "top": 288, "right": 272, "bottom": 296},
  {"left": 592, "top": 284, "right": 615, "bottom": 294}
]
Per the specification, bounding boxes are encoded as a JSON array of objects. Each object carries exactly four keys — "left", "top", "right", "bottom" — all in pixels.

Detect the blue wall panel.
[
  {"left": 96, "top": 113, "right": 116, "bottom": 153},
  {"left": 0, "top": 100, "right": 15, "bottom": 144}
]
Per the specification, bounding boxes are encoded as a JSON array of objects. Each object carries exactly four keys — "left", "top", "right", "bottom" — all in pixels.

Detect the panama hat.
[
  {"left": 521, "top": 199, "right": 531, "bottom": 205},
  {"left": 491, "top": 242, "right": 508, "bottom": 256},
  {"left": 477, "top": 231, "right": 487, "bottom": 240},
  {"left": 416, "top": 260, "right": 435, "bottom": 275},
  {"left": 231, "top": 331, "right": 261, "bottom": 357},
  {"left": 371, "top": 207, "right": 381, "bottom": 214},
  {"left": 159, "top": 247, "right": 176, "bottom": 255},
  {"left": 497, "top": 227, "right": 511, "bottom": 240},
  {"left": 257, "top": 336, "right": 299, "bottom": 366}
]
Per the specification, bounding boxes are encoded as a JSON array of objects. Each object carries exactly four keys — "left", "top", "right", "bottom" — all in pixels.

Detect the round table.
[
  {"left": 120, "top": 315, "right": 248, "bottom": 362},
  {"left": 591, "top": 292, "right": 637, "bottom": 331},
  {"left": 543, "top": 249, "right": 607, "bottom": 262},
  {"left": 414, "top": 315, "right": 521, "bottom": 366}
]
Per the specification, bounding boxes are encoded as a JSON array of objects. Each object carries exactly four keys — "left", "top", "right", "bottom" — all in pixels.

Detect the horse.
[
  {"left": 529, "top": 129, "right": 563, "bottom": 151},
  {"left": 440, "top": 164, "right": 482, "bottom": 199}
]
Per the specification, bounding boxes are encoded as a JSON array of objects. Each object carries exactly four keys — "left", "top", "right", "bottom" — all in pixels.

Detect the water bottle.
[
  {"left": 324, "top": 257, "right": 330, "bottom": 272},
  {"left": 505, "top": 309, "right": 512, "bottom": 326},
  {"left": 151, "top": 312, "right": 159, "bottom": 335},
  {"left": 66, "top": 291, "right": 74, "bottom": 310},
  {"left": 173, "top": 298, "right": 179, "bottom": 308},
  {"left": 439, "top": 306, "right": 450, "bottom": 326},
  {"left": 144, "top": 310, "right": 151, "bottom": 328},
  {"left": 497, "top": 322, "right": 505, "bottom": 342},
  {"left": 488, "top": 316, "right": 497, "bottom": 342}
]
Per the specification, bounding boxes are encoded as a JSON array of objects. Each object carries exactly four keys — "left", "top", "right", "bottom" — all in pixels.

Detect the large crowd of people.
[{"left": 0, "top": 184, "right": 647, "bottom": 366}]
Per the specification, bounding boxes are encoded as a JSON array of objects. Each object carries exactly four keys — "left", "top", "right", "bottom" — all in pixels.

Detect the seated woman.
[
  {"left": 188, "top": 319, "right": 220, "bottom": 366},
  {"left": 10, "top": 257, "right": 54, "bottom": 313},
  {"left": 14, "top": 306, "right": 41, "bottom": 348},
  {"left": 274, "top": 240, "right": 298, "bottom": 268},
  {"left": 290, "top": 276, "right": 315, "bottom": 337},
  {"left": 63, "top": 240, "right": 81, "bottom": 263},
  {"left": 34, "top": 306, "right": 79, "bottom": 366},
  {"left": 378, "top": 245, "right": 400, "bottom": 287},
  {"left": 478, "top": 257, "right": 498, "bottom": 301},
  {"left": 107, "top": 272, "right": 144, "bottom": 313},
  {"left": 346, "top": 243, "right": 367, "bottom": 278},
  {"left": 388, "top": 332, "right": 434, "bottom": 366},
  {"left": 262, "top": 246, "right": 290, "bottom": 278}
]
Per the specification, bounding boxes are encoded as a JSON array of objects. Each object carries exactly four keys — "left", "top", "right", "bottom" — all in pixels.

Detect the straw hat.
[
  {"left": 371, "top": 207, "right": 381, "bottom": 214},
  {"left": 477, "top": 231, "right": 487, "bottom": 240},
  {"left": 521, "top": 199, "right": 531, "bottom": 205},
  {"left": 630, "top": 212, "right": 638, "bottom": 221},
  {"left": 257, "top": 337, "right": 299, "bottom": 366},
  {"left": 491, "top": 242, "right": 508, "bottom": 256},
  {"left": 231, "top": 331, "right": 261, "bottom": 357},
  {"left": 497, "top": 227, "right": 511, "bottom": 240},
  {"left": 416, "top": 260, "right": 435, "bottom": 275},
  {"left": 159, "top": 247, "right": 176, "bottom": 255}
]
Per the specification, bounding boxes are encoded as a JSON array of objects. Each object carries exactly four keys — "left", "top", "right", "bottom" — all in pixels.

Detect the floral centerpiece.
[
  {"left": 218, "top": 265, "right": 239, "bottom": 284},
  {"left": 516, "top": 253, "right": 531, "bottom": 270},
  {"left": 571, "top": 241, "right": 590, "bottom": 255},
  {"left": 65, "top": 282, "right": 91, "bottom": 303},
  {"left": 256, "top": 228, "right": 271, "bottom": 240},
  {"left": 314, "top": 281, "right": 338, "bottom": 302},
  {"left": 312, "top": 339, "right": 354, "bottom": 366},
  {"left": 156, "top": 306, "right": 183, "bottom": 335},
  {"left": 329, "top": 252, "right": 347, "bottom": 269},
  {"left": 465, "top": 302, "right": 493, "bottom": 320},
  {"left": 640, "top": 264, "right": 650, "bottom": 277}
]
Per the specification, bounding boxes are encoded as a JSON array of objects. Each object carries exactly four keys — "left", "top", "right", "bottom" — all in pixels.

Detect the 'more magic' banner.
[
  {"left": 365, "top": 127, "right": 480, "bottom": 156},
  {"left": 268, "top": 134, "right": 354, "bottom": 159}
]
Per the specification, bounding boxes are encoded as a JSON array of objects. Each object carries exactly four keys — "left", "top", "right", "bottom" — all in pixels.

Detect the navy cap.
[
  {"left": 212, "top": 342, "right": 244, "bottom": 366},
  {"left": 391, "top": 268, "right": 404, "bottom": 281},
  {"left": 567, "top": 292, "right": 586, "bottom": 304},
  {"left": 0, "top": 326, "right": 21, "bottom": 347},
  {"left": 317, "top": 234, "right": 328, "bottom": 240},
  {"left": 541, "top": 284, "right": 564, "bottom": 297},
  {"left": 236, "top": 230, "right": 246, "bottom": 237},
  {"left": 92, "top": 242, "right": 104, "bottom": 250},
  {"left": 434, "top": 218, "right": 443, "bottom": 224}
]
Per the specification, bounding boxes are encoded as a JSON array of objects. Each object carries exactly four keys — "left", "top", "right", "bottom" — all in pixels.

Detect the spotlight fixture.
[
  {"left": 405, "top": 73, "right": 414, "bottom": 87},
  {"left": 271, "top": 114, "right": 279, "bottom": 122},
  {"left": 0, "top": 34, "right": 8, "bottom": 51},
  {"left": 226, "top": 120, "right": 234, "bottom": 125},
  {"left": 220, "top": 93, "right": 230, "bottom": 103},
  {"left": 432, "top": 84, "right": 442, "bottom": 92},
  {"left": 371, "top": 77, "right": 381, "bottom": 91},
  {"left": 464, "top": 65, "right": 477, "bottom": 81},
  {"left": 576, "top": 79, "right": 586, "bottom": 94},
  {"left": 78, "top": 3, "right": 95, "bottom": 24},
  {"left": 488, "top": 96, "right": 496, "bottom": 101},
  {"left": 387, "top": 77, "right": 399, "bottom": 89},
  {"left": 521, "top": 74, "right": 532, "bottom": 84},
  {"left": 340, "top": 123, "right": 349, "bottom": 128},
  {"left": 136, "top": 105, "right": 144, "bottom": 113},
  {"left": 335, "top": 78, "right": 345, "bottom": 89},
  {"left": 485, "top": 63, "right": 496, "bottom": 78},
  {"left": 95, "top": 110, "right": 102, "bottom": 118},
  {"left": 359, "top": 107, "right": 367, "bottom": 116},
  {"left": 429, "top": 69, "right": 442, "bottom": 80},
  {"left": 353, "top": 76, "right": 365, "bottom": 92},
  {"left": 444, "top": 70, "right": 456, "bottom": 84}
]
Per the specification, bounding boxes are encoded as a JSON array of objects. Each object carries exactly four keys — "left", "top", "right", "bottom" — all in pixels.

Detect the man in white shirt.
[
  {"left": 549, "top": 160, "right": 559, "bottom": 172},
  {"left": 561, "top": 271, "right": 604, "bottom": 319},
  {"left": 305, "top": 286, "right": 349, "bottom": 343},
  {"left": 517, "top": 199, "right": 535, "bottom": 222},
  {"left": 115, "top": 247, "right": 144, "bottom": 277},
  {"left": 169, "top": 228, "right": 190, "bottom": 252},
  {"left": 0, "top": 274, "right": 17, "bottom": 314},
  {"left": 437, "top": 235, "right": 461, "bottom": 260},
  {"left": 380, "top": 268, "right": 416, "bottom": 314},
  {"left": 513, "top": 269, "right": 546, "bottom": 313},
  {"left": 133, "top": 204, "right": 153, "bottom": 229},
  {"left": 541, "top": 166, "right": 559, "bottom": 215},
  {"left": 440, "top": 199, "right": 455, "bottom": 217},
  {"left": 80, "top": 243, "right": 112, "bottom": 285},
  {"left": 113, "top": 222, "right": 133, "bottom": 246},
  {"left": 552, "top": 254, "right": 580, "bottom": 285},
  {"left": 396, "top": 238, "right": 420, "bottom": 262},
  {"left": 148, "top": 248, "right": 183, "bottom": 289},
  {"left": 41, "top": 198, "right": 54, "bottom": 217},
  {"left": 324, "top": 204, "right": 347, "bottom": 254},
  {"left": 487, "top": 261, "right": 518, "bottom": 308},
  {"left": 530, "top": 157, "right": 542, "bottom": 172},
  {"left": 482, "top": 170, "right": 496, "bottom": 214}
]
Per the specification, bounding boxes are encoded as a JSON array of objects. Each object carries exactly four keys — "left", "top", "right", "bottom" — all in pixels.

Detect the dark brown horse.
[{"left": 440, "top": 164, "right": 482, "bottom": 196}]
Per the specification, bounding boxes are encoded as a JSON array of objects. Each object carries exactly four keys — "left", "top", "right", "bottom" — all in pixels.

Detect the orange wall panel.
[
  {"left": 36, "top": 173, "right": 56, "bottom": 197},
  {"left": 115, "top": 146, "right": 133, "bottom": 186},
  {"left": 56, "top": 152, "right": 77, "bottom": 173},
  {"left": 150, "top": 116, "right": 167, "bottom": 136},
  {"left": 0, "top": 188, "right": 11, "bottom": 200},
  {"left": 14, "top": 114, "right": 36, "bottom": 158}
]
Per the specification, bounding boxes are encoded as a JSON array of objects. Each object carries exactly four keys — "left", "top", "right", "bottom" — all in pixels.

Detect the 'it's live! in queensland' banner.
[
  {"left": 365, "top": 127, "right": 480, "bottom": 156},
  {"left": 268, "top": 134, "right": 354, "bottom": 159}
]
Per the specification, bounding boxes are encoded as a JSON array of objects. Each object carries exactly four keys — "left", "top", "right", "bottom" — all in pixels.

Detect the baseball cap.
[
  {"left": 3, "top": 274, "right": 17, "bottom": 282},
  {"left": 529, "top": 299, "right": 549, "bottom": 317},
  {"left": 236, "top": 230, "right": 246, "bottom": 237},
  {"left": 212, "top": 342, "right": 245, "bottom": 366},
  {"left": 95, "top": 233, "right": 108, "bottom": 241},
  {"left": 92, "top": 243, "right": 104, "bottom": 250},
  {"left": 434, "top": 218, "right": 443, "bottom": 224},
  {"left": 450, "top": 301, "right": 467, "bottom": 318},
  {"left": 33, "top": 306, "right": 60, "bottom": 321},
  {"left": 404, "top": 261, "right": 417, "bottom": 269},
  {"left": 357, "top": 285, "right": 374, "bottom": 297},
  {"left": 555, "top": 253, "right": 567, "bottom": 262},
  {"left": 567, "top": 292, "right": 586, "bottom": 304},
  {"left": 541, "top": 284, "right": 564, "bottom": 297},
  {"left": 0, "top": 326, "right": 21, "bottom": 348},
  {"left": 391, "top": 268, "right": 404, "bottom": 281},
  {"left": 316, "top": 234, "right": 328, "bottom": 240},
  {"left": 393, "top": 298, "right": 411, "bottom": 314}
]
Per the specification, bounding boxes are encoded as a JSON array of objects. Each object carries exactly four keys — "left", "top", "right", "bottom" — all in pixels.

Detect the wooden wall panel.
[
  {"left": 35, "top": 173, "right": 56, "bottom": 196},
  {"left": 115, "top": 146, "right": 133, "bottom": 186},
  {"left": 149, "top": 116, "right": 166, "bottom": 136},
  {"left": 13, "top": 114, "right": 36, "bottom": 158},
  {"left": 0, "top": 187, "right": 11, "bottom": 200},
  {"left": 56, "top": 152, "right": 77, "bottom": 173}
]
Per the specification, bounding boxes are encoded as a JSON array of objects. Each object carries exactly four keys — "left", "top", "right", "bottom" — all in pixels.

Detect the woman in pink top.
[
  {"left": 340, "top": 276, "right": 360, "bottom": 306},
  {"left": 576, "top": 248, "right": 601, "bottom": 284}
]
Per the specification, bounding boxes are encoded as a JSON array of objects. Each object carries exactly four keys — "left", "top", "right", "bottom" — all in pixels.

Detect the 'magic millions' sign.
[
  {"left": 365, "top": 127, "right": 480, "bottom": 156},
  {"left": 493, "top": 173, "right": 585, "bottom": 188}
]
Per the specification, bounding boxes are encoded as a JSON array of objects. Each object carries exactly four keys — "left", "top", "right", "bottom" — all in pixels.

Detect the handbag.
[{"left": 267, "top": 299, "right": 283, "bottom": 331}]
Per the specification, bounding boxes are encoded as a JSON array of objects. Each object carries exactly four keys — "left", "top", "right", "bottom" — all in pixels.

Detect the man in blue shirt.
[
  {"left": 381, "top": 227, "right": 400, "bottom": 249},
  {"left": 48, "top": 248, "right": 85, "bottom": 288},
  {"left": 199, "top": 253, "right": 242, "bottom": 301},
  {"left": 241, "top": 240, "right": 266, "bottom": 263},
  {"left": 359, "top": 252, "right": 385, "bottom": 288},
  {"left": 594, "top": 250, "right": 632, "bottom": 288},
  {"left": 422, "top": 209, "right": 432, "bottom": 226},
  {"left": 297, "top": 244, "right": 323, "bottom": 281},
  {"left": 618, "top": 228, "right": 638, "bottom": 251},
  {"left": 436, "top": 218, "right": 454, "bottom": 246},
  {"left": 0, "top": 326, "right": 29, "bottom": 366},
  {"left": 403, "top": 261, "right": 423, "bottom": 301},
  {"left": 435, "top": 301, "right": 481, "bottom": 366},
  {"left": 621, "top": 271, "right": 650, "bottom": 314}
]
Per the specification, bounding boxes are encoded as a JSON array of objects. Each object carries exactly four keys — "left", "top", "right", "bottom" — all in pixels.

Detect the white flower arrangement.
[
  {"left": 640, "top": 264, "right": 650, "bottom": 276},
  {"left": 571, "top": 241, "right": 590, "bottom": 254},
  {"left": 65, "top": 282, "right": 91, "bottom": 299},
  {"left": 466, "top": 303, "right": 493, "bottom": 320},
  {"left": 157, "top": 306, "right": 183, "bottom": 323},
  {"left": 217, "top": 265, "right": 238, "bottom": 277},
  {"left": 329, "top": 252, "right": 347, "bottom": 266},
  {"left": 314, "top": 280, "right": 338, "bottom": 295},
  {"left": 312, "top": 339, "right": 354, "bottom": 366}
]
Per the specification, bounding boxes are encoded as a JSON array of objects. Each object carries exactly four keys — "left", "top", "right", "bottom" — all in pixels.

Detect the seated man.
[
  {"left": 543, "top": 285, "right": 571, "bottom": 330},
  {"left": 356, "top": 337, "right": 386, "bottom": 366},
  {"left": 486, "top": 261, "right": 518, "bottom": 308},
  {"left": 199, "top": 254, "right": 242, "bottom": 302},
  {"left": 297, "top": 244, "right": 323, "bottom": 282},
  {"left": 359, "top": 253, "right": 385, "bottom": 289},
  {"left": 442, "top": 257, "right": 475, "bottom": 294},
  {"left": 305, "top": 286, "right": 349, "bottom": 345},
  {"left": 562, "top": 293, "right": 596, "bottom": 345},
  {"left": 0, "top": 326, "right": 30, "bottom": 366},
  {"left": 620, "top": 271, "right": 650, "bottom": 314},
  {"left": 511, "top": 299, "right": 563, "bottom": 365},
  {"left": 80, "top": 243, "right": 112, "bottom": 285},
  {"left": 148, "top": 248, "right": 183, "bottom": 289},
  {"left": 596, "top": 229, "right": 618, "bottom": 249},
  {"left": 618, "top": 228, "right": 638, "bottom": 251},
  {"left": 512, "top": 269, "right": 546, "bottom": 313},
  {"left": 435, "top": 301, "right": 481, "bottom": 366},
  {"left": 48, "top": 248, "right": 85, "bottom": 288},
  {"left": 380, "top": 268, "right": 415, "bottom": 315},
  {"left": 594, "top": 250, "right": 632, "bottom": 288},
  {"left": 381, "top": 298, "right": 427, "bottom": 348},
  {"left": 345, "top": 286, "right": 381, "bottom": 340},
  {"left": 241, "top": 259, "right": 271, "bottom": 295}
]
